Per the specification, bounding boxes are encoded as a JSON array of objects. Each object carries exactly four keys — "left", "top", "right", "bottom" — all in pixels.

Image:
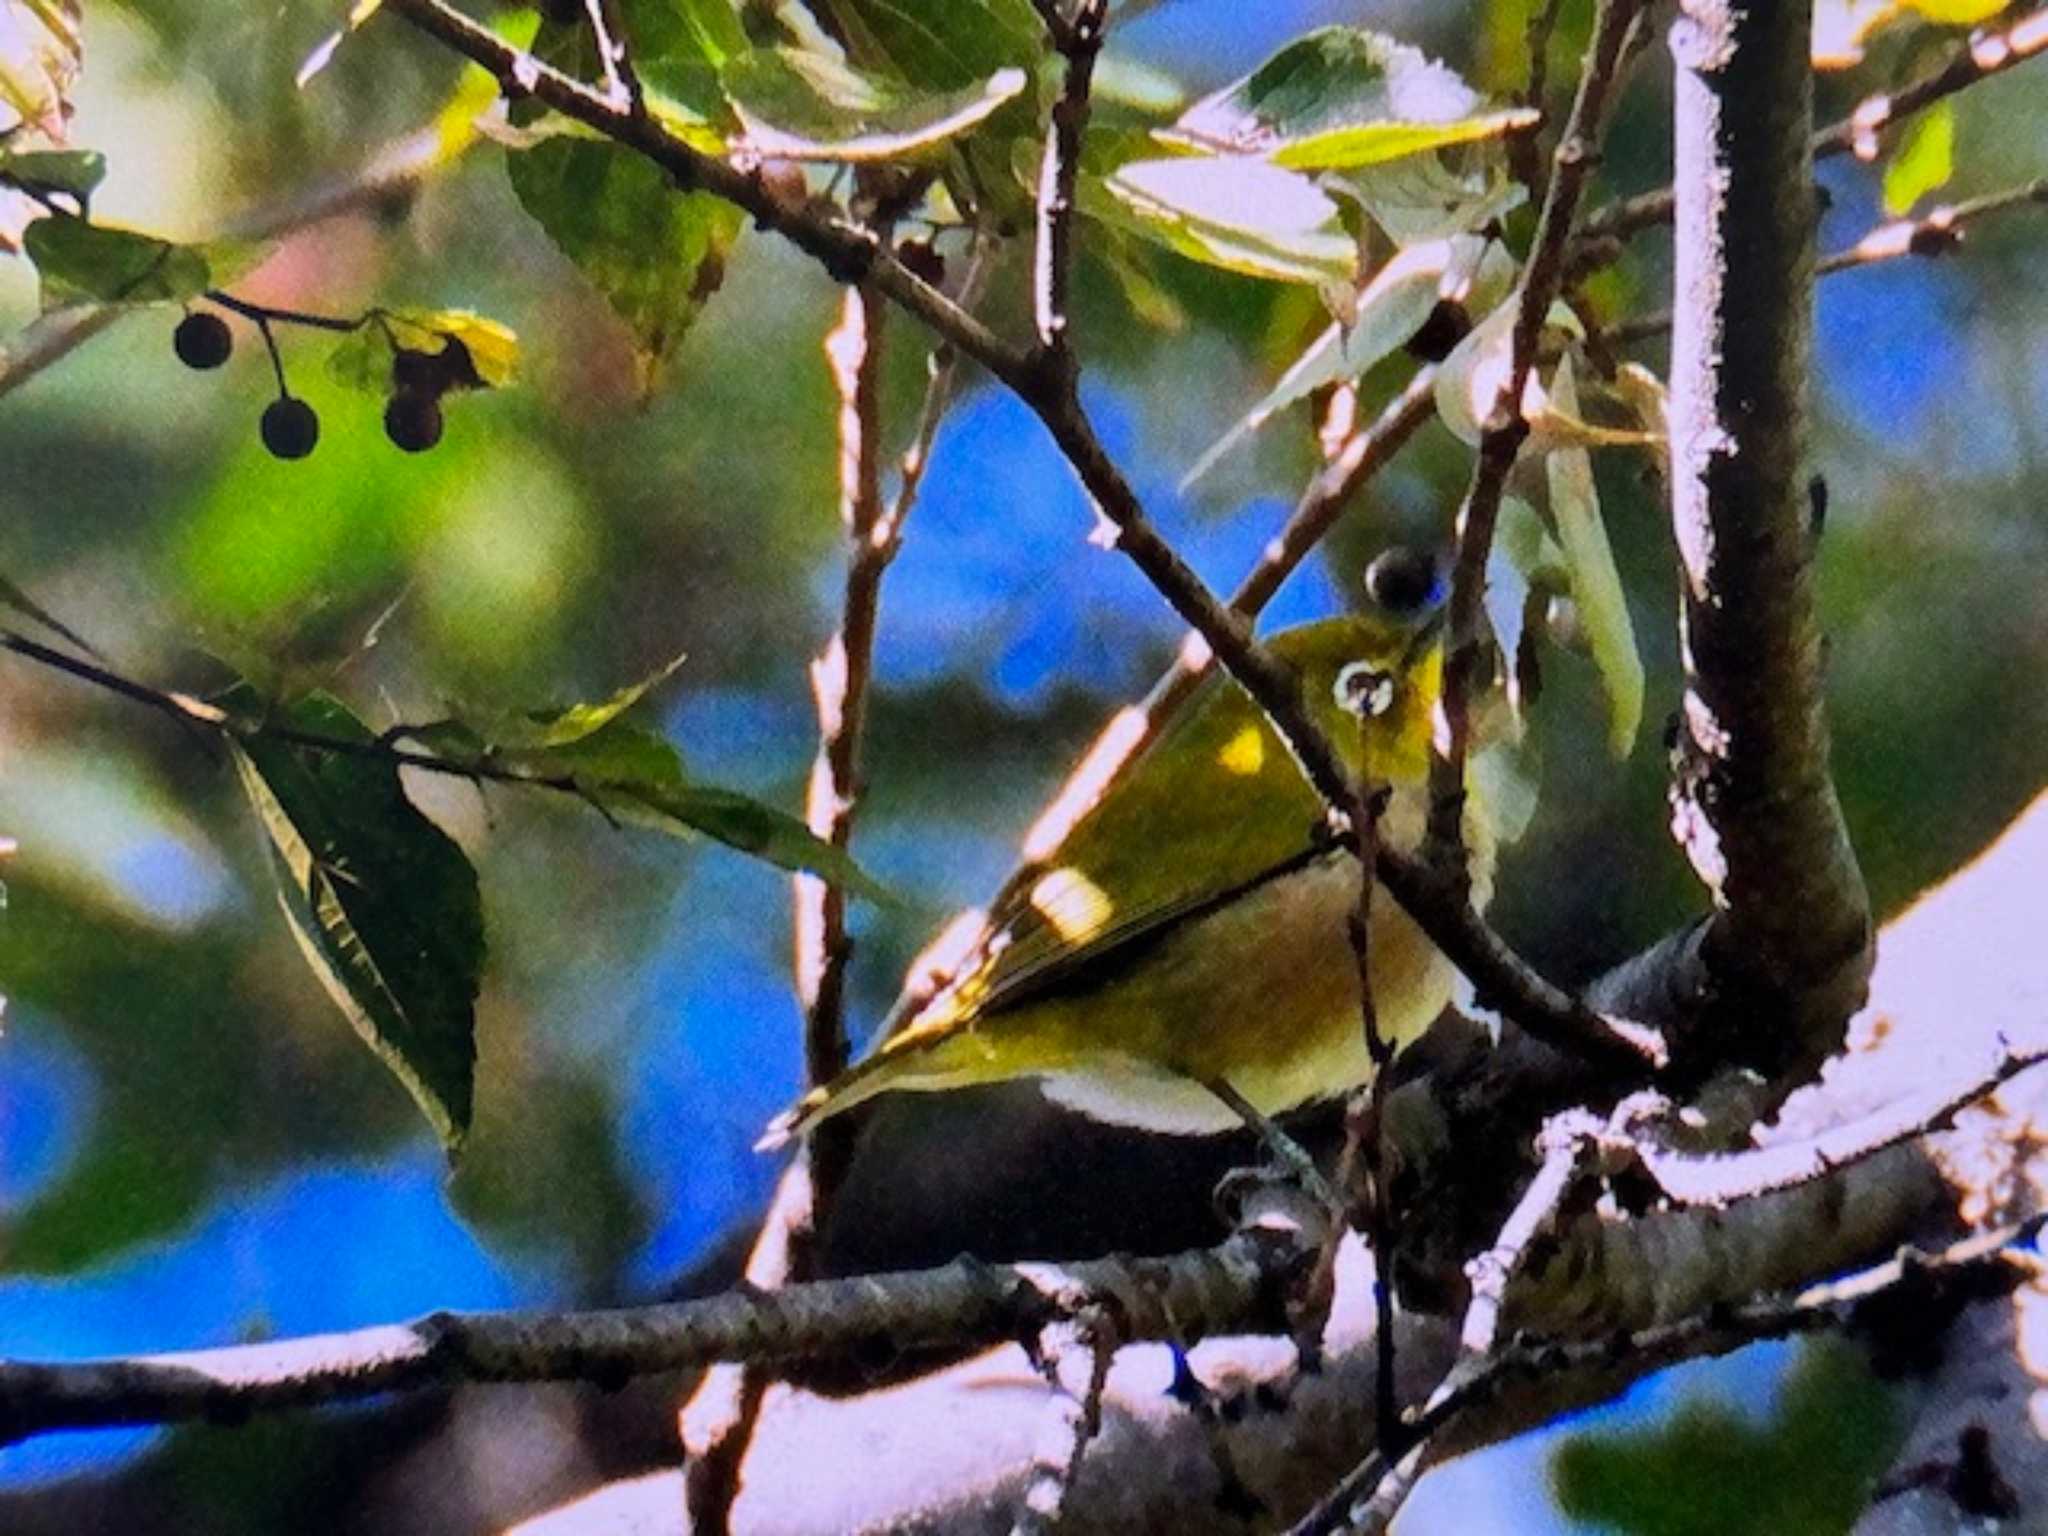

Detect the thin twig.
[
  {"left": 0, "top": 630, "right": 697, "bottom": 822},
  {"left": 1430, "top": 0, "right": 1647, "bottom": 867},
  {"left": 1509, "top": 0, "right": 1568, "bottom": 199},
  {"left": 1013, "top": 1309, "right": 1119, "bottom": 1536},
  {"left": 1030, "top": 0, "right": 1106, "bottom": 359},
  {"left": 586, "top": 0, "right": 645, "bottom": 116},
  {"left": 1610, "top": 177, "right": 2048, "bottom": 347},
  {"left": 1579, "top": 6, "right": 2048, "bottom": 248},
  {"left": 0, "top": 1226, "right": 1313, "bottom": 1445}
]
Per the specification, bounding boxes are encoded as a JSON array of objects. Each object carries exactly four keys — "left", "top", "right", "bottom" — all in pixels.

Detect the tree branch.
[
  {"left": 1610, "top": 175, "right": 2048, "bottom": 348},
  {"left": 1661, "top": 0, "right": 1872, "bottom": 1089},
  {"left": 0, "top": 1226, "right": 1311, "bottom": 1445}
]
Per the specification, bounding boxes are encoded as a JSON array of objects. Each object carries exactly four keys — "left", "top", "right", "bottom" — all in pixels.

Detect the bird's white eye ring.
[{"left": 1335, "top": 661, "right": 1396, "bottom": 719}]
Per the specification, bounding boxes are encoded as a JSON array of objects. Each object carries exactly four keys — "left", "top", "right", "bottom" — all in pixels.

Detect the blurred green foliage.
[{"left": 1552, "top": 1341, "right": 1903, "bottom": 1536}]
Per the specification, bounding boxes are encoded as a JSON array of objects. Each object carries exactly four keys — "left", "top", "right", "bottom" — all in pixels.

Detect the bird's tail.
[{"left": 754, "top": 1019, "right": 983, "bottom": 1151}]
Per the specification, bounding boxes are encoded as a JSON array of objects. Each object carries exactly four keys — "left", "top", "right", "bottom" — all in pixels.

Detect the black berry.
[
  {"left": 174, "top": 311, "right": 232, "bottom": 370},
  {"left": 1365, "top": 546, "right": 1443, "bottom": 616},
  {"left": 897, "top": 238, "right": 945, "bottom": 288},
  {"left": 1403, "top": 299, "right": 1471, "bottom": 363},
  {"left": 384, "top": 391, "right": 444, "bottom": 453},
  {"left": 260, "top": 396, "right": 320, "bottom": 460}
]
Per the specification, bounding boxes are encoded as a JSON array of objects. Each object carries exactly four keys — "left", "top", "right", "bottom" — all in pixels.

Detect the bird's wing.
[{"left": 897, "top": 672, "right": 1331, "bottom": 1032}]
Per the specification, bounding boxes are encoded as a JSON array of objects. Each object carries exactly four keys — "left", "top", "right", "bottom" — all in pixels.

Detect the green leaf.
[
  {"left": 1269, "top": 110, "right": 1539, "bottom": 171},
  {"left": 1160, "top": 27, "right": 1525, "bottom": 165},
  {"left": 1545, "top": 354, "right": 1642, "bottom": 758},
  {"left": 509, "top": 717, "right": 892, "bottom": 900},
  {"left": 498, "top": 655, "right": 687, "bottom": 748},
  {"left": 676, "top": 0, "right": 747, "bottom": 68},
  {"left": 227, "top": 687, "right": 483, "bottom": 1152},
  {"left": 723, "top": 47, "right": 1028, "bottom": 162},
  {"left": 506, "top": 140, "right": 743, "bottom": 395},
  {"left": 798, "top": 0, "right": 1042, "bottom": 90},
  {"left": 1096, "top": 156, "right": 1355, "bottom": 285},
  {"left": 1882, "top": 98, "right": 1954, "bottom": 215},
  {"left": 22, "top": 213, "right": 211, "bottom": 306},
  {"left": 1333, "top": 147, "right": 1527, "bottom": 243},
  {"left": 0, "top": 146, "right": 105, "bottom": 202}
]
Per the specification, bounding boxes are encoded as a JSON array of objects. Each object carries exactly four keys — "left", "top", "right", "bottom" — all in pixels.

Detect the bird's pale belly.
[{"left": 1035, "top": 852, "right": 1456, "bottom": 1133}]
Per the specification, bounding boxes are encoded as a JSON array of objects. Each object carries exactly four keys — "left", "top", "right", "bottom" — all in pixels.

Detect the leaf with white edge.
[
  {"left": 1883, "top": 98, "right": 1954, "bottom": 214},
  {"left": 0, "top": 0, "right": 81, "bottom": 139},
  {"left": 724, "top": 48, "right": 1028, "bottom": 163},
  {"left": 1159, "top": 25, "right": 1533, "bottom": 173},
  {"left": 1184, "top": 234, "right": 1492, "bottom": 487},
  {"left": 1545, "top": 355, "right": 1642, "bottom": 758},
  {"left": 1164, "top": 27, "right": 1471, "bottom": 153},
  {"left": 226, "top": 687, "right": 483, "bottom": 1153},
  {"left": 22, "top": 214, "right": 210, "bottom": 306},
  {"left": 1096, "top": 156, "right": 1354, "bottom": 285},
  {"left": 0, "top": 145, "right": 102, "bottom": 203},
  {"left": 1338, "top": 148, "right": 1527, "bottom": 244},
  {"left": 0, "top": 571, "right": 103, "bottom": 659}
]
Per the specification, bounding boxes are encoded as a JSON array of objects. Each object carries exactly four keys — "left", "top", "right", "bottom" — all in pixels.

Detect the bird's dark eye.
[
  {"left": 1335, "top": 661, "right": 1396, "bottom": 718},
  {"left": 1364, "top": 546, "right": 1444, "bottom": 617}
]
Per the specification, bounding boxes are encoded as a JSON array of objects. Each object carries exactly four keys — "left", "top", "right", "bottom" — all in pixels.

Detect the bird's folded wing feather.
[{"left": 894, "top": 676, "right": 1334, "bottom": 1033}]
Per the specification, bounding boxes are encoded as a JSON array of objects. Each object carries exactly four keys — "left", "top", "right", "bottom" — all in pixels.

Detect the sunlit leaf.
[
  {"left": 1097, "top": 156, "right": 1354, "bottom": 285},
  {"left": 1159, "top": 25, "right": 1532, "bottom": 177},
  {"left": 22, "top": 213, "right": 210, "bottom": 306},
  {"left": 1545, "top": 354, "right": 1642, "bottom": 758},
  {"left": 226, "top": 687, "right": 483, "bottom": 1152},
  {"left": 496, "top": 655, "right": 687, "bottom": 748},
  {"left": 0, "top": 0, "right": 81, "bottom": 139},
  {"left": 1882, "top": 98, "right": 1954, "bottom": 214},
  {"left": 725, "top": 49, "right": 1028, "bottom": 162}
]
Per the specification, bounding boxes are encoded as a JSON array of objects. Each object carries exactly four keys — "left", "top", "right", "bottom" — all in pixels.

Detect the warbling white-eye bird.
[{"left": 758, "top": 548, "right": 1500, "bottom": 1152}]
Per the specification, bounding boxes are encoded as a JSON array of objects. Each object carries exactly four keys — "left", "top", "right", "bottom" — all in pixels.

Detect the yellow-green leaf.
[{"left": 1882, "top": 99, "right": 1954, "bottom": 215}]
